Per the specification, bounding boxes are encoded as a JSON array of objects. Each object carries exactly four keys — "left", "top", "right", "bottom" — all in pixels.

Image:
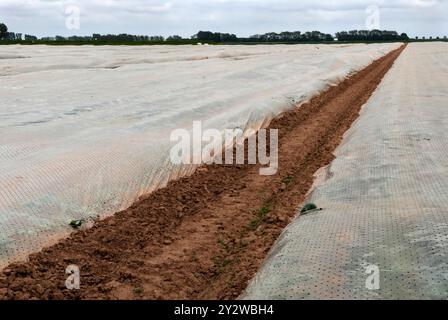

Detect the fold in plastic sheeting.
[
  {"left": 243, "top": 43, "right": 448, "bottom": 300},
  {"left": 0, "top": 43, "right": 402, "bottom": 269}
]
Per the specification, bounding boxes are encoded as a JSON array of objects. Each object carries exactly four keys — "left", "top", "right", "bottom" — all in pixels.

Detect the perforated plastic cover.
[
  {"left": 243, "top": 43, "right": 448, "bottom": 300},
  {"left": 0, "top": 43, "right": 401, "bottom": 269}
]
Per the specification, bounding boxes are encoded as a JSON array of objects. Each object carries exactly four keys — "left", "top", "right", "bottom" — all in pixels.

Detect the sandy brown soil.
[{"left": 0, "top": 44, "right": 405, "bottom": 300}]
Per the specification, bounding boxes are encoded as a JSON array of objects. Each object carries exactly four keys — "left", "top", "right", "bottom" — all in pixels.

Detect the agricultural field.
[
  {"left": 1, "top": 42, "right": 447, "bottom": 301},
  {"left": 244, "top": 43, "right": 448, "bottom": 300},
  {"left": 0, "top": 43, "right": 399, "bottom": 269}
]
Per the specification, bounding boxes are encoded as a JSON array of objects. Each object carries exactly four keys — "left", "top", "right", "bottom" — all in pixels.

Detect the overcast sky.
[{"left": 1, "top": 0, "right": 447, "bottom": 38}]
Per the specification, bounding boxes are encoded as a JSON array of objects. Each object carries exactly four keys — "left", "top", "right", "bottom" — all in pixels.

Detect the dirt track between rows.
[{"left": 0, "top": 44, "right": 406, "bottom": 300}]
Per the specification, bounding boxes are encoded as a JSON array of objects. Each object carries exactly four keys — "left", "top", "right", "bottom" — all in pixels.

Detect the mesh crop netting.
[
  {"left": 0, "top": 43, "right": 402, "bottom": 269},
  {"left": 243, "top": 43, "right": 448, "bottom": 300}
]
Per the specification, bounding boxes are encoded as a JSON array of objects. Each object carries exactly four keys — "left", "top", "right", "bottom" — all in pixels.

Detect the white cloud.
[{"left": 0, "top": 0, "right": 446, "bottom": 37}]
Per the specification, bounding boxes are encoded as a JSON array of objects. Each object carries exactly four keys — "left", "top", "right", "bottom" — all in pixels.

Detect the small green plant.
[
  {"left": 69, "top": 219, "right": 85, "bottom": 229},
  {"left": 300, "top": 203, "right": 322, "bottom": 215},
  {"left": 133, "top": 287, "right": 144, "bottom": 295},
  {"left": 212, "top": 256, "right": 234, "bottom": 272},
  {"left": 282, "top": 175, "right": 295, "bottom": 186},
  {"left": 247, "top": 205, "right": 271, "bottom": 230},
  {"left": 227, "top": 279, "right": 237, "bottom": 289},
  {"left": 218, "top": 239, "right": 228, "bottom": 250},
  {"left": 259, "top": 206, "right": 271, "bottom": 218},
  {"left": 222, "top": 259, "right": 233, "bottom": 267}
]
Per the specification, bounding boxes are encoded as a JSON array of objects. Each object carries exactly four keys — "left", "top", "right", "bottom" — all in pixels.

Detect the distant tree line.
[
  {"left": 1, "top": 20, "right": 446, "bottom": 44},
  {"left": 194, "top": 30, "right": 410, "bottom": 43},
  {"left": 0, "top": 22, "right": 7, "bottom": 39},
  {"left": 91, "top": 34, "right": 164, "bottom": 42},
  {"left": 1, "top": 21, "right": 37, "bottom": 41},
  {"left": 247, "top": 31, "right": 334, "bottom": 42},
  {"left": 335, "top": 30, "right": 409, "bottom": 41},
  {"left": 193, "top": 31, "right": 238, "bottom": 42}
]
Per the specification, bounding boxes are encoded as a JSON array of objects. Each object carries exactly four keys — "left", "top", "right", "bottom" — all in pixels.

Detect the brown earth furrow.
[{"left": 0, "top": 44, "right": 406, "bottom": 300}]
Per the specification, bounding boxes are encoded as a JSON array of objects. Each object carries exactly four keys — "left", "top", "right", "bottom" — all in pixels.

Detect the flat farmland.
[
  {"left": 5, "top": 43, "right": 446, "bottom": 300},
  {"left": 0, "top": 43, "right": 400, "bottom": 270}
]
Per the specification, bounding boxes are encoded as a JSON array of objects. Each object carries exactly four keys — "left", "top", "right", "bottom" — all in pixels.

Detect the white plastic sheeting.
[
  {"left": 244, "top": 43, "right": 448, "bottom": 300},
  {"left": 0, "top": 43, "right": 401, "bottom": 269}
]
